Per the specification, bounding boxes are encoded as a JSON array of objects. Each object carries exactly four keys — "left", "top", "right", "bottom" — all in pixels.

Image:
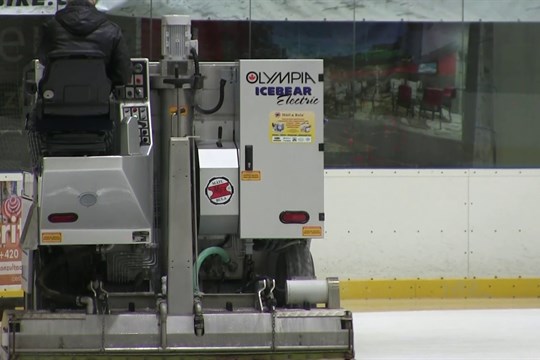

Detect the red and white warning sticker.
[{"left": 205, "top": 177, "right": 234, "bottom": 205}]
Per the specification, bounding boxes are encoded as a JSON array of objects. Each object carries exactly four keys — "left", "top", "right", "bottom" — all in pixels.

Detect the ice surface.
[{"left": 354, "top": 309, "right": 540, "bottom": 359}]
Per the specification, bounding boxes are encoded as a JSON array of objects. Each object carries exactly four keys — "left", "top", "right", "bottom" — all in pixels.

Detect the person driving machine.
[
  {"left": 37, "top": 0, "right": 131, "bottom": 86},
  {"left": 27, "top": 0, "right": 133, "bottom": 169}
]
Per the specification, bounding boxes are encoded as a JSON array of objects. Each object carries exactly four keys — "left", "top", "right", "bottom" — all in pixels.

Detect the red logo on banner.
[
  {"left": 1, "top": 195, "right": 22, "bottom": 245},
  {"left": 2, "top": 195, "right": 22, "bottom": 224},
  {"left": 0, "top": 183, "right": 23, "bottom": 289}
]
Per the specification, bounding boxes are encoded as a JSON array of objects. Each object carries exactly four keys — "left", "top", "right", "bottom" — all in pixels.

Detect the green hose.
[{"left": 193, "top": 246, "right": 231, "bottom": 294}]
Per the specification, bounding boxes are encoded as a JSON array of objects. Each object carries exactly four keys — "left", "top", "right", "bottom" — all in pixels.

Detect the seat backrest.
[
  {"left": 397, "top": 84, "right": 412, "bottom": 102},
  {"left": 422, "top": 88, "right": 443, "bottom": 106},
  {"left": 35, "top": 50, "right": 113, "bottom": 133},
  {"left": 443, "top": 87, "right": 457, "bottom": 99},
  {"left": 39, "top": 50, "right": 111, "bottom": 117}
]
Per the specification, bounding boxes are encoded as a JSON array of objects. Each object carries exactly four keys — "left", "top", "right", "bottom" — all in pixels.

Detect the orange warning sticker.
[
  {"left": 42, "top": 232, "right": 62, "bottom": 244},
  {"left": 168, "top": 106, "right": 188, "bottom": 116},
  {"left": 241, "top": 171, "right": 261, "bottom": 181},
  {"left": 302, "top": 226, "right": 323, "bottom": 237}
]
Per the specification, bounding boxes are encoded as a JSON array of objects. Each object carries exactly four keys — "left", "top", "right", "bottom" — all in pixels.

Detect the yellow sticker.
[
  {"left": 241, "top": 171, "right": 261, "bottom": 181},
  {"left": 169, "top": 106, "right": 188, "bottom": 116},
  {"left": 269, "top": 111, "right": 315, "bottom": 143},
  {"left": 302, "top": 226, "right": 323, "bottom": 237},
  {"left": 42, "top": 232, "right": 62, "bottom": 243}
]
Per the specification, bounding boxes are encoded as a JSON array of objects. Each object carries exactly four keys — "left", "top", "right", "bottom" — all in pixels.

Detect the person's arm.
[
  {"left": 37, "top": 21, "right": 52, "bottom": 65},
  {"left": 109, "top": 28, "right": 132, "bottom": 86}
]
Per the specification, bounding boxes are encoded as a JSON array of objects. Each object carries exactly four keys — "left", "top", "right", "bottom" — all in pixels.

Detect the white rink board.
[
  {"left": 313, "top": 169, "right": 540, "bottom": 279},
  {"left": 468, "top": 170, "right": 540, "bottom": 278},
  {"left": 315, "top": 169, "right": 469, "bottom": 279}
]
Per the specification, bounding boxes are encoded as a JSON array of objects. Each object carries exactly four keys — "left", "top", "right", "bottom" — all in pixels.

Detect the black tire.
[{"left": 275, "top": 241, "right": 316, "bottom": 307}]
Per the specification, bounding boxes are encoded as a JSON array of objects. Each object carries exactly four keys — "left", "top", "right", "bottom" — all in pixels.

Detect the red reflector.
[
  {"left": 279, "top": 211, "right": 310, "bottom": 224},
  {"left": 48, "top": 213, "right": 78, "bottom": 223}
]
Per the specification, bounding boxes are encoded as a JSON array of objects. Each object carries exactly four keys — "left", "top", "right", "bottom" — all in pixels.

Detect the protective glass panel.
[
  {"left": 355, "top": 0, "right": 463, "bottom": 22},
  {"left": 250, "top": 0, "right": 355, "bottom": 21},
  {"left": 464, "top": 23, "right": 540, "bottom": 167},
  {"left": 0, "top": 16, "right": 46, "bottom": 171},
  {"left": 2, "top": 1, "right": 540, "bottom": 169},
  {"left": 338, "top": 22, "right": 467, "bottom": 168},
  {"left": 463, "top": 0, "right": 540, "bottom": 22}
]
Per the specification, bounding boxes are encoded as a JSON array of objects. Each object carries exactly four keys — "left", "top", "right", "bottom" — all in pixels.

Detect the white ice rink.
[{"left": 354, "top": 309, "right": 540, "bottom": 359}]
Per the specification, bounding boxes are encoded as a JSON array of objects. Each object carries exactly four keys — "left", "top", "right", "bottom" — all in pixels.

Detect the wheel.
[{"left": 274, "top": 240, "right": 315, "bottom": 307}]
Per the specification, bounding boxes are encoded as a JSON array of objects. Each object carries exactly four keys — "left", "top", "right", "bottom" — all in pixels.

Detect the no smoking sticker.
[{"left": 205, "top": 177, "right": 234, "bottom": 205}]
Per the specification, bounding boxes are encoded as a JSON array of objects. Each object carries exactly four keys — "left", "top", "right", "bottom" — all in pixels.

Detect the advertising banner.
[
  {"left": 0, "top": 174, "right": 23, "bottom": 291},
  {"left": 0, "top": 0, "right": 247, "bottom": 19},
  {"left": 2, "top": 0, "right": 540, "bottom": 22},
  {"left": 0, "top": 0, "right": 60, "bottom": 15}
]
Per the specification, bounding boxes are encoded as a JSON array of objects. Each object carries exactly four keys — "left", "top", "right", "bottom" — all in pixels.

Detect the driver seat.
[{"left": 33, "top": 50, "right": 115, "bottom": 157}]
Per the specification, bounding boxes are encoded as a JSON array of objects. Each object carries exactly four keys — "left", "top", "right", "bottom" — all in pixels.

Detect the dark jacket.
[{"left": 38, "top": 0, "right": 131, "bottom": 86}]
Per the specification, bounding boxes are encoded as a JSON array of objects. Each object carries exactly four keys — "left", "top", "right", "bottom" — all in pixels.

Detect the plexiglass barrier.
[{"left": 1, "top": 0, "right": 540, "bottom": 169}]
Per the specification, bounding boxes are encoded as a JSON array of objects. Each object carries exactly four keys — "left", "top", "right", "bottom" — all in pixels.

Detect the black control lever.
[
  {"left": 216, "top": 126, "right": 223, "bottom": 148},
  {"left": 245, "top": 145, "right": 253, "bottom": 171},
  {"left": 163, "top": 66, "right": 192, "bottom": 88}
]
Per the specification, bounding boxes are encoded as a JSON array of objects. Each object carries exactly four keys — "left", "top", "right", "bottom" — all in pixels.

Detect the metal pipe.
[
  {"left": 158, "top": 300, "right": 168, "bottom": 349},
  {"left": 193, "top": 296, "right": 204, "bottom": 336},
  {"left": 161, "top": 276, "right": 167, "bottom": 295},
  {"left": 76, "top": 296, "right": 95, "bottom": 315}
]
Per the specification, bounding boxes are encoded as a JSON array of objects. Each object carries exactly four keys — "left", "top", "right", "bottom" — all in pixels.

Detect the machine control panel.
[
  {"left": 120, "top": 59, "right": 152, "bottom": 150},
  {"left": 122, "top": 105, "right": 151, "bottom": 146},
  {"left": 125, "top": 60, "right": 149, "bottom": 100}
]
